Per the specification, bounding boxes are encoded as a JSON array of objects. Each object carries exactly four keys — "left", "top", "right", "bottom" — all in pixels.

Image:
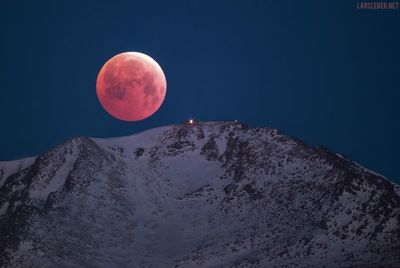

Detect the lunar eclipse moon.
[{"left": 96, "top": 52, "right": 167, "bottom": 121}]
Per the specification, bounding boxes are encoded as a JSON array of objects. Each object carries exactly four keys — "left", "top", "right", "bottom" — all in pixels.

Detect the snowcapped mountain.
[{"left": 0, "top": 121, "right": 399, "bottom": 267}]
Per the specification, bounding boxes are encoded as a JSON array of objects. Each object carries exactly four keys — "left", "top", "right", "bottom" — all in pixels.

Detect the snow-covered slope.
[
  {"left": 0, "top": 157, "right": 36, "bottom": 188},
  {"left": 0, "top": 121, "right": 399, "bottom": 267}
]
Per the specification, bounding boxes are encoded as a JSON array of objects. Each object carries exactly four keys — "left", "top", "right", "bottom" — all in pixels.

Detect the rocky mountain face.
[{"left": 0, "top": 121, "right": 399, "bottom": 268}]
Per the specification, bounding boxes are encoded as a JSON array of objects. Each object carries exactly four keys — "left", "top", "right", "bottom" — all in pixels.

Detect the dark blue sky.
[{"left": 0, "top": 1, "right": 399, "bottom": 183}]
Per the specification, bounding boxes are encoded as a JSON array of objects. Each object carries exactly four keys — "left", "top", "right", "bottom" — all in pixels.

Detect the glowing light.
[{"left": 189, "top": 119, "right": 194, "bottom": 124}]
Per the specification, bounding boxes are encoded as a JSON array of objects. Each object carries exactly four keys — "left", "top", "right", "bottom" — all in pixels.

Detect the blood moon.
[{"left": 96, "top": 52, "right": 167, "bottom": 121}]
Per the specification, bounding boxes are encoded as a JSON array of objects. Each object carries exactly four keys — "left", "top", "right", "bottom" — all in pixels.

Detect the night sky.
[{"left": 0, "top": 1, "right": 399, "bottom": 183}]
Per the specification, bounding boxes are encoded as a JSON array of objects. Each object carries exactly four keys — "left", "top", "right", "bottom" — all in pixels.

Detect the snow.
[
  {"left": 1, "top": 121, "right": 399, "bottom": 267},
  {"left": 91, "top": 125, "right": 172, "bottom": 154},
  {"left": 28, "top": 153, "right": 75, "bottom": 200},
  {"left": 0, "top": 157, "right": 36, "bottom": 187},
  {"left": 0, "top": 201, "right": 9, "bottom": 215}
]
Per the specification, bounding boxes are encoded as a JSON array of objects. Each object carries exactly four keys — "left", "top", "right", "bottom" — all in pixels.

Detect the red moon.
[{"left": 96, "top": 52, "right": 167, "bottom": 121}]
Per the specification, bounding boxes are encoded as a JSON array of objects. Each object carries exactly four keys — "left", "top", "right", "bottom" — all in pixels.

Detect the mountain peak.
[{"left": 1, "top": 122, "right": 399, "bottom": 267}]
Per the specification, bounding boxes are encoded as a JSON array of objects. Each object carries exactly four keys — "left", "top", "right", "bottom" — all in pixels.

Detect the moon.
[{"left": 96, "top": 52, "right": 167, "bottom": 121}]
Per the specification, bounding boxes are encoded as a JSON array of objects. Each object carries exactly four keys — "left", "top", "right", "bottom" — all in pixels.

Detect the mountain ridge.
[{"left": 0, "top": 121, "right": 399, "bottom": 267}]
